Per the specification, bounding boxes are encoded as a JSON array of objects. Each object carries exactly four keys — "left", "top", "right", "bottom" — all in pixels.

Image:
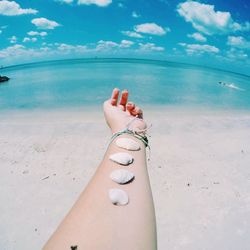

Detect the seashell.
[
  {"left": 115, "top": 138, "right": 140, "bottom": 151},
  {"left": 109, "top": 152, "right": 133, "bottom": 166},
  {"left": 109, "top": 188, "right": 129, "bottom": 206},
  {"left": 110, "top": 169, "right": 134, "bottom": 184}
]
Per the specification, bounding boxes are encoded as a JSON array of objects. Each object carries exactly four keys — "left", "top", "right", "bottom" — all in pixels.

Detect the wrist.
[{"left": 110, "top": 128, "right": 149, "bottom": 149}]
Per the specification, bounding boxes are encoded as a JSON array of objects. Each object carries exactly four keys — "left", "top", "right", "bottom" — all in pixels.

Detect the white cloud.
[
  {"left": 77, "top": 0, "right": 112, "bottom": 7},
  {"left": 120, "top": 40, "right": 134, "bottom": 48},
  {"left": 27, "top": 31, "right": 48, "bottom": 37},
  {"left": 117, "top": 2, "right": 124, "bottom": 8},
  {"left": 0, "top": 40, "right": 164, "bottom": 64},
  {"left": 23, "top": 37, "right": 37, "bottom": 43},
  {"left": 227, "top": 36, "right": 250, "bottom": 49},
  {"left": 96, "top": 40, "right": 118, "bottom": 50},
  {"left": 0, "top": 44, "right": 25, "bottom": 58},
  {"left": 121, "top": 30, "right": 143, "bottom": 38},
  {"left": 132, "top": 11, "right": 140, "bottom": 18},
  {"left": 55, "top": 0, "right": 112, "bottom": 6},
  {"left": 187, "top": 32, "right": 207, "bottom": 42},
  {"left": 0, "top": 25, "right": 7, "bottom": 34},
  {"left": 135, "top": 23, "right": 169, "bottom": 36},
  {"left": 40, "top": 47, "right": 51, "bottom": 52},
  {"left": 40, "top": 31, "right": 48, "bottom": 37},
  {"left": 0, "top": 0, "right": 37, "bottom": 16},
  {"left": 96, "top": 40, "right": 134, "bottom": 50},
  {"left": 55, "top": 0, "right": 74, "bottom": 3},
  {"left": 179, "top": 43, "right": 219, "bottom": 55},
  {"left": 226, "top": 48, "right": 248, "bottom": 60},
  {"left": 0, "top": 44, "right": 57, "bottom": 63},
  {"left": 139, "top": 42, "right": 165, "bottom": 51},
  {"left": 57, "top": 43, "right": 88, "bottom": 53},
  {"left": 23, "top": 37, "right": 30, "bottom": 43},
  {"left": 177, "top": 1, "right": 250, "bottom": 35},
  {"left": 31, "top": 18, "right": 60, "bottom": 30},
  {"left": 0, "top": 43, "right": 87, "bottom": 62},
  {"left": 9, "top": 35, "right": 17, "bottom": 44}
]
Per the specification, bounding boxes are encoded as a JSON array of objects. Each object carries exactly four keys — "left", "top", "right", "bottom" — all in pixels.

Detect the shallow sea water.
[{"left": 0, "top": 58, "right": 249, "bottom": 111}]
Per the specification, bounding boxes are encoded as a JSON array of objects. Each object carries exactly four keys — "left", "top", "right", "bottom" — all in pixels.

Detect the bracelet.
[{"left": 110, "top": 128, "right": 149, "bottom": 148}]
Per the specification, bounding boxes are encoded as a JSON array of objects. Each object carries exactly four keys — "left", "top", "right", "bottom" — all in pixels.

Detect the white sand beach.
[{"left": 1, "top": 108, "right": 250, "bottom": 250}]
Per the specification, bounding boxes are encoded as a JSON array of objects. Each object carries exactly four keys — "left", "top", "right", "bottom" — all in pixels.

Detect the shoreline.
[{"left": 1, "top": 105, "right": 250, "bottom": 117}]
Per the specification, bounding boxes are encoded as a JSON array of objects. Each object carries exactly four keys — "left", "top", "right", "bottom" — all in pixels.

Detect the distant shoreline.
[
  {"left": 1, "top": 57, "right": 250, "bottom": 79},
  {"left": 1, "top": 106, "right": 250, "bottom": 117}
]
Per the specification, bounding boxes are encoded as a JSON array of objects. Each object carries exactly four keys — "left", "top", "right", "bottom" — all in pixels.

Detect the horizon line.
[{"left": 1, "top": 57, "right": 249, "bottom": 78}]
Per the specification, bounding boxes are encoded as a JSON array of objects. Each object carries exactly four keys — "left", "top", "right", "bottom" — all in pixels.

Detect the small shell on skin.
[
  {"left": 115, "top": 138, "right": 140, "bottom": 151},
  {"left": 110, "top": 169, "right": 135, "bottom": 184},
  {"left": 109, "top": 152, "right": 133, "bottom": 166},
  {"left": 109, "top": 188, "right": 129, "bottom": 206}
]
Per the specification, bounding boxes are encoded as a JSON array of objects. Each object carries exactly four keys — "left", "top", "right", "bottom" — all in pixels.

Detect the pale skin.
[{"left": 43, "top": 88, "right": 157, "bottom": 250}]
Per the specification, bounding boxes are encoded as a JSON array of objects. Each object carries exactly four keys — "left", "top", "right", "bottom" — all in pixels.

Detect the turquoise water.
[{"left": 0, "top": 58, "right": 249, "bottom": 111}]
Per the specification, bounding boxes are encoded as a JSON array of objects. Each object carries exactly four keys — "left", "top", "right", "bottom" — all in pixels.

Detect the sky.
[{"left": 0, "top": 0, "right": 250, "bottom": 75}]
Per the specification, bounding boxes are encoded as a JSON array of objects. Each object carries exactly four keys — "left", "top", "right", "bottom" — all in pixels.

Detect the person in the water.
[
  {"left": 219, "top": 81, "right": 245, "bottom": 91},
  {"left": 218, "top": 81, "right": 226, "bottom": 86}
]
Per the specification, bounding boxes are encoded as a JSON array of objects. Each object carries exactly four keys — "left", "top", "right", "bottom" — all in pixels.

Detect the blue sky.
[{"left": 0, "top": 0, "right": 250, "bottom": 74}]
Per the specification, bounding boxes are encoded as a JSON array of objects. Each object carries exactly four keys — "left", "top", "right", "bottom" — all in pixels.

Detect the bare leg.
[{"left": 43, "top": 89, "right": 157, "bottom": 250}]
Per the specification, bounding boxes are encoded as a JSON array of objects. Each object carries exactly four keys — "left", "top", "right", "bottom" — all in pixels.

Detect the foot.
[{"left": 103, "top": 88, "right": 147, "bottom": 134}]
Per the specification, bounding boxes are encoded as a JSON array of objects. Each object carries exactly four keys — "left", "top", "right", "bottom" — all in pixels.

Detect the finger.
[
  {"left": 119, "top": 90, "right": 129, "bottom": 109},
  {"left": 110, "top": 88, "right": 120, "bottom": 106},
  {"left": 131, "top": 106, "right": 143, "bottom": 118},
  {"left": 126, "top": 102, "right": 135, "bottom": 111}
]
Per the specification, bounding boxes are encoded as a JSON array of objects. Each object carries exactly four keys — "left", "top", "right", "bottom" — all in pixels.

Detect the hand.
[{"left": 103, "top": 88, "right": 147, "bottom": 134}]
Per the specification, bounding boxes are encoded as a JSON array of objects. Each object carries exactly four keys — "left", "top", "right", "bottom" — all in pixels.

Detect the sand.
[{"left": 1, "top": 108, "right": 250, "bottom": 250}]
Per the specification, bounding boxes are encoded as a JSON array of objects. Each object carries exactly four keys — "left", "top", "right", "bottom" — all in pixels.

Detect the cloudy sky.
[{"left": 0, "top": 0, "right": 249, "bottom": 74}]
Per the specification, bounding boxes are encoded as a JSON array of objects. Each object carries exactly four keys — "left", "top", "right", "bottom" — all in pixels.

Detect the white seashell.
[
  {"left": 115, "top": 138, "right": 140, "bottom": 151},
  {"left": 109, "top": 188, "right": 129, "bottom": 206},
  {"left": 110, "top": 169, "right": 135, "bottom": 184},
  {"left": 109, "top": 152, "right": 133, "bottom": 166}
]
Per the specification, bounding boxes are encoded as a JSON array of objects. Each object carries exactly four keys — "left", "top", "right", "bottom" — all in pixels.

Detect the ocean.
[{"left": 0, "top": 58, "right": 249, "bottom": 111}]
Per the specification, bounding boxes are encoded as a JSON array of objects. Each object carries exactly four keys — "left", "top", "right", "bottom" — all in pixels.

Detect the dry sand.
[{"left": 1, "top": 108, "right": 250, "bottom": 250}]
